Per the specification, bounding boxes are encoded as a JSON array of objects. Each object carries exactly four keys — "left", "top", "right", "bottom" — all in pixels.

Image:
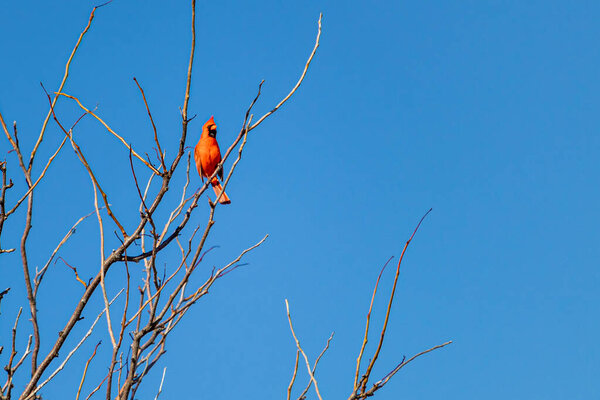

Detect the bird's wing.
[
  {"left": 194, "top": 144, "right": 204, "bottom": 182},
  {"left": 212, "top": 144, "right": 224, "bottom": 181}
]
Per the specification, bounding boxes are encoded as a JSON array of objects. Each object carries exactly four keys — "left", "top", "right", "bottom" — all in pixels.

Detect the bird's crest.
[{"left": 204, "top": 116, "right": 215, "bottom": 129}]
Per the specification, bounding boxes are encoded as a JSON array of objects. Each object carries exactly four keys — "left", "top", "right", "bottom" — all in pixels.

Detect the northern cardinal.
[{"left": 194, "top": 116, "right": 231, "bottom": 204}]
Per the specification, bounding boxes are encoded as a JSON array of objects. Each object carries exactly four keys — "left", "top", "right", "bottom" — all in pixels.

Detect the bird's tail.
[{"left": 211, "top": 178, "right": 231, "bottom": 204}]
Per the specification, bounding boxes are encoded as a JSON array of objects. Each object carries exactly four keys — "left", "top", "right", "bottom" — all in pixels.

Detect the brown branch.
[
  {"left": 285, "top": 299, "right": 323, "bottom": 400},
  {"left": 0, "top": 288, "right": 9, "bottom": 315},
  {"left": 83, "top": 369, "right": 110, "bottom": 400},
  {"left": 56, "top": 257, "right": 88, "bottom": 288},
  {"left": 173, "top": 0, "right": 196, "bottom": 168},
  {"left": 75, "top": 341, "right": 101, "bottom": 400},
  {"left": 157, "top": 153, "right": 191, "bottom": 243},
  {"left": 133, "top": 77, "right": 166, "bottom": 173},
  {"left": 129, "top": 146, "right": 153, "bottom": 224},
  {"left": 19, "top": 158, "right": 40, "bottom": 376},
  {"left": 358, "top": 209, "right": 432, "bottom": 392},
  {"left": 248, "top": 13, "right": 322, "bottom": 132},
  {"left": 0, "top": 114, "right": 26, "bottom": 178},
  {"left": 7, "top": 335, "right": 33, "bottom": 394},
  {"left": 87, "top": 174, "right": 118, "bottom": 351},
  {"left": 105, "top": 255, "right": 131, "bottom": 399},
  {"left": 153, "top": 367, "right": 167, "bottom": 400},
  {"left": 0, "top": 160, "right": 14, "bottom": 254},
  {"left": 287, "top": 350, "right": 300, "bottom": 400},
  {"left": 362, "top": 341, "right": 453, "bottom": 398},
  {"left": 355, "top": 209, "right": 433, "bottom": 397},
  {"left": 3, "top": 308, "right": 22, "bottom": 398},
  {"left": 297, "top": 332, "right": 334, "bottom": 400},
  {"left": 2, "top": 311, "right": 32, "bottom": 399},
  {"left": 353, "top": 256, "right": 394, "bottom": 390}
]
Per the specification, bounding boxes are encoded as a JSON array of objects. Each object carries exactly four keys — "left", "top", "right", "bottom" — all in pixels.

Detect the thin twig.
[
  {"left": 3, "top": 308, "right": 23, "bottom": 397},
  {"left": 0, "top": 114, "right": 26, "bottom": 177},
  {"left": 0, "top": 160, "right": 14, "bottom": 253},
  {"left": 363, "top": 341, "right": 453, "bottom": 397},
  {"left": 357, "top": 209, "right": 433, "bottom": 396},
  {"left": 0, "top": 288, "right": 10, "bottom": 315},
  {"left": 11, "top": 335, "right": 33, "bottom": 377},
  {"left": 83, "top": 369, "right": 110, "bottom": 400},
  {"left": 287, "top": 350, "right": 300, "bottom": 400},
  {"left": 153, "top": 367, "right": 167, "bottom": 400},
  {"left": 353, "top": 256, "right": 394, "bottom": 390},
  {"left": 298, "top": 332, "right": 334, "bottom": 400},
  {"left": 249, "top": 13, "right": 322, "bottom": 132},
  {"left": 75, "top": 341, "right": 102, "bottom": 400},
  {"left": 133, "top": 77, "right": 166, "bottom": 173},
  {"left": 285, "top": 299, "right": 323, "bottom": 400},
  {"left": 56, "top": 257, "right": 88, "bottom": 288},
  {"left": 4, "top": 335, "right": 32, "bottom": 398},
  {"left": 84, "top": 159, "right": 118, "bottom": 350},
  {"left": 176, "top": 0, "right": 196, "bottom": 159}
]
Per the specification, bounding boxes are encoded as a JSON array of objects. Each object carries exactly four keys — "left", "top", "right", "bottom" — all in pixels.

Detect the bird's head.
[{"left": 203, "top": 116, "right": 217, "bottom": 138}]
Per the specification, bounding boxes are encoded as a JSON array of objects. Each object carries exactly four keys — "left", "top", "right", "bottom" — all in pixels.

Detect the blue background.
[{"left": 1, "top": 1, "right": 599, "bottom": 399}]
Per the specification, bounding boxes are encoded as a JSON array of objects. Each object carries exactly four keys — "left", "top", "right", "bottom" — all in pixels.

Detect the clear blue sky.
[{"left": 1, "top": 1, "right": 599, "bottom": 399}]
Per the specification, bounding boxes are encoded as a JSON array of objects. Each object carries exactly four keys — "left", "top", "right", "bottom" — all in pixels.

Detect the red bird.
[{"left": 194, "top": 116, "right": 231, "bottom": 204}]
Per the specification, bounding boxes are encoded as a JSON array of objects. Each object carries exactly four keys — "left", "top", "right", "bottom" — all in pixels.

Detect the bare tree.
[{"left": 0, "top": 2, "right": 450, "bottom": 400}]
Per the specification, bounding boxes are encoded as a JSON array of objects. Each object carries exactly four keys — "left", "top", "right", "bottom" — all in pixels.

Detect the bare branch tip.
[{"left": 95, "top": 0, "right": 114, "bottom": 9}]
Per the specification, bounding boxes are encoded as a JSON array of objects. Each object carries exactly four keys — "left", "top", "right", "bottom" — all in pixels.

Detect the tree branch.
[{"left": 285, "top": 299, "right": 323, "bottom": 400}]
